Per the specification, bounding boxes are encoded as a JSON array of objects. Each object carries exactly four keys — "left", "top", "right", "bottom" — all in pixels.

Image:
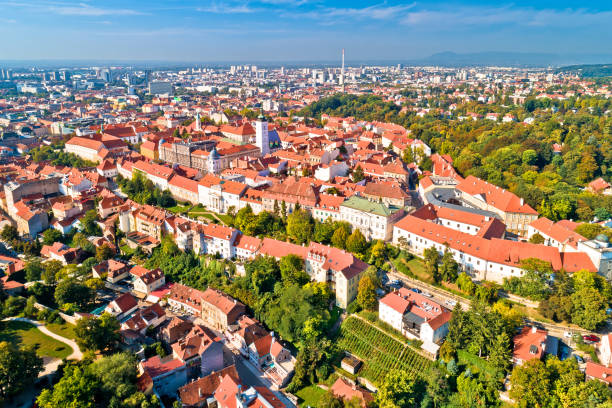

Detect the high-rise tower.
[
  {"left": 255, "top": 115, "right": 269, "bottom": 156},
  {"left": 195, "top": 112, "right": 202, "bottom": 131},
  {"left": 341, "top": 48, "right": 345, "bottom": 92}
]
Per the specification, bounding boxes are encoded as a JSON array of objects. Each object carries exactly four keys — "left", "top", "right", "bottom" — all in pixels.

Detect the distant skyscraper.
[
  {"left": 100, "top": 69, "right": 111, "bottom": 82},
  {"left": 341, "top": 48, "right": 345, "bottom": 92},
  {"left": 255, "top": 115, "right": 269, "bottom": 156}
]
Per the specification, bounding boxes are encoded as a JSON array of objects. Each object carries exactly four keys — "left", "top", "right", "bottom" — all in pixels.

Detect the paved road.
[
  {"left": 387, "top": 271, "right": 599, "bottom": 336},
  {"left": 5, "top": 317, "right": 83, "bottom": 361},
  {"left": 387, "top": 270, "right": 470, "bottom": 310}
]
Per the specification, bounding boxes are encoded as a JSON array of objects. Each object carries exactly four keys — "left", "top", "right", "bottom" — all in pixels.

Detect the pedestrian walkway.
[{"left": 5, "top": 317, "right": 83, "bottom": 360}]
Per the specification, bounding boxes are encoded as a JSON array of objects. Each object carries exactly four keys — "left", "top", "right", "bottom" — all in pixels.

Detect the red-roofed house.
[
  {"left": 178, "top": 365, "right": 241, "bottom": 407},
  {"left": 587, "top": 178, "right": 612, "bottom": 195},
  {"left": 586, "top": 362, "right": 612, "bottom": 388},
  {"left": 105, "top": 293, "right": 139, "bottom": 319},
  {"left": 200, "top": 288, "right": 246, "bottom": 330},
  {"left": 512, "top": 326, "right": 549, "bottom": 366},
  {"left": 248, "top": 333, "right": 295, "bottom": 387},
  {"left": 456, "top": 175, "right": 538, "bottom": 236},
  {"left": 133, "top": 268, "right": 166, "bottom": 295},
  {"left": 139, "top": 355, "right": 188, "bottom": 396},
  {"left": 171, "top": 325, "right": 223, "bottom": 377},
  {"left": 330, "top": 377, "right": 374, "bottom": 408},
  {"left": 379, "top": 288, "right": 451, "bottom": 354}
]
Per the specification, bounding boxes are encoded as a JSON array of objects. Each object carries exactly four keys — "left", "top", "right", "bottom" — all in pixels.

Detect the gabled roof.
[{"left": 456, "top": 175, "right": 537, "bottom": 215}]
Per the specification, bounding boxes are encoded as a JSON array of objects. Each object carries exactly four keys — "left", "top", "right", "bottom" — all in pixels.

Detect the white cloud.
[
  {"left": 402, "top": 6, "right": 612, "bottom": 28},
  {"left": 1, "top": 1, "right": 143, "bottom": 16},
  {"left": 49, "top": 3, "right": 144, "bottom": 16},
  {"left": 285, "top": 3, "right": 416, "bottom": 22},
  {"left": 196, "top": 3, "right": 256, "bottom": 14}
]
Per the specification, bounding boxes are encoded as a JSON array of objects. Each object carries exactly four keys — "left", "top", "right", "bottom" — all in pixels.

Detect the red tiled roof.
[
  {"left": 513, "top": 326, "right": 547, "bottom": 362},
  {"left": 456, "top": 175, "right": 537, "bottom": 214}
]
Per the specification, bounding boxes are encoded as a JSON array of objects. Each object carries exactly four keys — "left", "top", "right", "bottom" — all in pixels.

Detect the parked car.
[
  {"left": 410, "top": 287, "right": 422, "bottom": 294},
  {"left": 445, "top": 299, "right": 457, "bottom": 308},
  {"left": 422, "top": 291, "right": 433, "bottom": 298},
  {"left": 583, "top": 335, "right": 601, "bottom": 344},
  {"left": 573, "top": 354, "right": 585, "bottom": 364},
  {"left": 563, "top": 331, "right": 573, "bottom": 339}
]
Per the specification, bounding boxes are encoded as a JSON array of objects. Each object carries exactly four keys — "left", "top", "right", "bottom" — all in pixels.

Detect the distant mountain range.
[
  {"left": 414, "top": 51, "right": 612, "bottom": 68},
  {"left": 1, "top": 52, "right": 612, "bottom": 70}
]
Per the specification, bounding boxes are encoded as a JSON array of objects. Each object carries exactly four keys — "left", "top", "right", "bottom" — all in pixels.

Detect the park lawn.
[
  {"left": 45, "top": 322, "right": 77, "bottom": 340},
  {"left": 166, "top": 204, "right": 191, "bottom": 214},
  {"left": 189, "top": 211, "right": 215, "bottom": 220},
  {"left": 296, "top": 385, "right": 326, "bottom": 407},
  {"left": 0, "top": 320, "right": 72, "bottom": 359},
  {"left": 217, "top": 213, "right": 233, "bottom": 225}
]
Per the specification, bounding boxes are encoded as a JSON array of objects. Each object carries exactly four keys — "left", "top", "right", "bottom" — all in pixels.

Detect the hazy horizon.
[{"left": 1, "top": 0, "right": 611, "bottom": 64}]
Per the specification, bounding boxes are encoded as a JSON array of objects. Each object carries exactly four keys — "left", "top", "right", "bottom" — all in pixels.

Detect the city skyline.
[{"left": 1, "top": 0, "right": 612, "bottom": 63}]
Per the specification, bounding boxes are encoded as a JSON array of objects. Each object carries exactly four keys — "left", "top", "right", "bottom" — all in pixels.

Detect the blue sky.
[{"left": 1, "top": 0, "right": 611, "bottom": 62}]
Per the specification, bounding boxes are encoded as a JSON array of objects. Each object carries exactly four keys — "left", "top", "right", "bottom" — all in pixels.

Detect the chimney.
[
  {"left": 531, "top": 326, "right": 537, "bottom": 334},
  {"left": 199, "top": 388, "right": 203, "bottom": 398}
]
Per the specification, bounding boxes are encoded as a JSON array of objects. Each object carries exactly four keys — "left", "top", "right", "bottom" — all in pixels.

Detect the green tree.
[
  {"left": 37, "top": 364, "right": 98, "bottom": 408},
  {"left": 456, "top": 273, "right": 476, "bottom": 295},
  {"left": 423, "top": 247, "right": 440, "bottom": 282},
  {"left": 25, "top": 259, "right": 44, "bottom": 282},
  {"left": 314, "top": 218, "right": 337, "bottom": 244},
  {"left": 510, "top": 359, "right": 552, "bottom": 408},
  {"left": 368, "top": 240, "right": 387, "bottom": 267},
  {"left": 0, "top": 341, "right": 43, "bottom": 401},
  {"left": 95, "top": 244, "right": 114, "bottom": 262},
  {"left": 440, "top": 249, "right": 458, "bottom": 282},
  {"left": 571, "top": 287, "right": 607, "bottom": 330},
  {"left": 377, "top": 369, "right": 420, "bottom": 408},
  {"left": 522, "top": 149, "right": 537, "bottom": 165},
  {"left": 488, "top": 331, "right": 512, "bottom": 375},
  {"left": 425, "top": 367, "right": 450, "bottom": 408},
  {"left": 279, "top": 254, "right": 309, "bottom": 286},
  {"left": 81, "top": 210, "right": 102, "bottom": 237},
  {"left": 529, "top": 233, "right": 545, "bottom": 244},
  {"left": 0, "top": 225, "right": 18, "bottom": 242},
  {"left": 352, "top": 165, "right": 365, "bottom": 182},
  {"left": 42, "top": 260, "right": 63, "bottom": 284},
  {"left": 75, "top": 313, "right": 120, "bottom": 354},
  {"left": 55, "top": 279, "right": 94, "bottom": 310},
  {"left": 346, "top": 229, "right": 367, "bottom": 254},
  {"left": 286, "top": 209, "right": 313, "bottom": 244},
  {"left": 246, "top": 256, "right": 281, "bottom": 295},
  {"left": 319, "top": 389, "right": 344, "bottom": 408},
  {"left": 42, "top": 228, "right": 63, "bottom": 245},
  {"left": 357, "top": 275, "right": 377, "bottom": 311},
  {"left": 331, "top": 226, "right": 350, "bottom": 249}
]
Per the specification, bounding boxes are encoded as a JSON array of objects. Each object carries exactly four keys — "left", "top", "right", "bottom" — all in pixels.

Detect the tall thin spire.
[{"left": 341, "top": 48, "right": 345, "bottom": 92}]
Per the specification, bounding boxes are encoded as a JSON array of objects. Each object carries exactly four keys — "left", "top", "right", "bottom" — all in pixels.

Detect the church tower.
[
  {"left": 195, "top": 112, "right": 202, "bottom": 132},
  {"left": 255, "top": 115, "right": 269, "bottom": 156}
]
